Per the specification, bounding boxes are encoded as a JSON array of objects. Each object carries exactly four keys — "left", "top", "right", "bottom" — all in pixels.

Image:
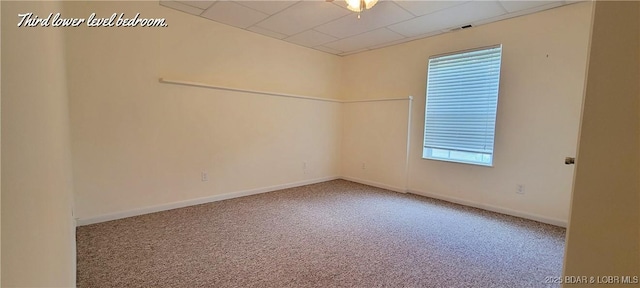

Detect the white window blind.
[{"left": 423, "top": 45, "right": 502, "bottom": 166}]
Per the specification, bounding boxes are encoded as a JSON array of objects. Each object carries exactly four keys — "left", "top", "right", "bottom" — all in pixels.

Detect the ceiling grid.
[{"left": 159, "top": 0, "right": 579, "bottom": 56}]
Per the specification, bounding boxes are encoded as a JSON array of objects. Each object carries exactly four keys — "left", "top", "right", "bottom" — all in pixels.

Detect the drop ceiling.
[{"left": 160, "top": 0, "right": 581, "bottom": 56}]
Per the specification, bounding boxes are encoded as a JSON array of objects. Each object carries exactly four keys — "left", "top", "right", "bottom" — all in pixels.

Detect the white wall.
[
  {"left": 341, "top": 100, "right": 410, "bottom": 191},
  {"left": 563, "top": 1, "right": 640, "bottom": 285},
  {"left": 340, "top": 3, "right": 593, "bottom": 226},
  {"left": 64, "top": 1, "right": 343, "bottom": 221},
  {"left": 66, "top": 1, "right": 594, "bottom": 227},
  {"left": 1, "top": 1, "right": 76, "bottom": 286}
]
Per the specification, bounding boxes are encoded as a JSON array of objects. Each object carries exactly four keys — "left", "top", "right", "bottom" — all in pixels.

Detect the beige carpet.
[{"left": 77, "top": 180, "right": 565, "bottom": 287}]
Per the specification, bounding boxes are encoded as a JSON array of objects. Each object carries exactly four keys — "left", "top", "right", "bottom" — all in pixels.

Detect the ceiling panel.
[
  {"left": 388, "top": 1, "right": 507, "bottom": 37},
  {"left": 254, "top": 1, "right": 351, "bottom": 36},
  {"left": 323, "top": 28, "right": 405, "bottom": 52},
  {"left": 159, "top": 0, "right": 578, "bottom": 56},
  {"left": 473, "top": 1, "right": 565, "bottom": 26},
  {"left": 236, "top": 1, "right": 299, "bottom": 15},
  {"left": 314, "top": 45, "right": 344, "bottom": 54},
  {"left": 247, "top": 26, "right": 288, "bottom": 39},
  {"left": 315, "top": 1, "right": 414, "bottom": 39},
  {"left": 285, "top": 30, "right": 338, "bottom": 47},
  {"left": 498, "top": 0, "right": 560, "bottom": 13},
  {"left": 392, "top": 0, "right": 468, "bottom": 17},
  {"left": 177, "top": 0, "right": 216, "bottom": 10},
  {"left": 201, "top": 1, "right": 269, "bottom": 28},
  {"left": 160, "top": 0, "right": 204, "bottom": 15}
]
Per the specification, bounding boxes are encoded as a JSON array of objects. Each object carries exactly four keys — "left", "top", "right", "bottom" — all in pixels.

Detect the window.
[{"left": 423, "top": 45, "right": 502, "bottom": 166}]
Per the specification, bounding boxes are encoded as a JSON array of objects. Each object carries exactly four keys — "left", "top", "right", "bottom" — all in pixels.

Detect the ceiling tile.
[
  {"left": 177, "top": 1, "right": 216, "bottom": 10},
  {"left": 329, "top": 0, "right": 350, "bottom": 10},
  {"left": 392, "top": 1, "right": 468, "bottom": 16},
  {"left": 474, "top": 1, "right": 564, "bottom": 25},
  {"left": 314, "top": 45, "right": 344, "bottom": 54},
  {"left": 160, "top": 0, "right": 204, "bottom": 15},
  {"left": 159, "top": 0, "right": 574, "bottom": 56},
  {"left": 315, "top": 1, "right": 414, "bottom": 39},
  {"left": 285, "top": 30, "right": 338, "bottom": 47},
  {"left": 498, "top": 0, "right": 559, "bottom": 13},
  {"left": 365, "top": 37, "right": 410, "bottom": 50},
  {"left": 247, "top": 26, "right": 288, "bottom": 39},
  {"left": 366, "top": 30, "right": 441, "bottom": 50},
  {"left": 338, "top": 48, "right": 371, "bottom": 56},
  {"left": 388, "top": 1, "right": 507, "bottom": 37},
  {"left": 323, "top": 28, "right": 405, "bottom": 53},
  {"left": 254, "top": 1, "right": 350, "bottom": 36},
  {"left": 236, "top": 1, "right": 299, "bottom": 15},
  {"left": 201, "top": 1, "right": 269, "bottom": 29}
]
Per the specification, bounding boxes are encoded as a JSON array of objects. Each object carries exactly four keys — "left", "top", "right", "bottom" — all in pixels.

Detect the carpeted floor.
[{"left": 77, "top": 180, "right": 566, "bottom": 287}]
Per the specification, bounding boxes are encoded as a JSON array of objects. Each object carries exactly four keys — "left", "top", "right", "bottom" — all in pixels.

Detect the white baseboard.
[
  {"left": 339, "top": 176, "right": 407, "bottom": 193},
  {"left": 76, "top": 176, "right": 339, "bottom": 226},
  {"left": 76, "top": 175, "right": 567, "bottom": 228},
  {"left": 407, "top": 188, "right": 567, "bottom": 228}
]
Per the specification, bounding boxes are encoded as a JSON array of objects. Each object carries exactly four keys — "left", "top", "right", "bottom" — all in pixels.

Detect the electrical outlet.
[
  {"left": 516, "top": 184, "right": 525, "bottom": 194},
  {"left": 362, "top": 163, "right": 366, "bottom": 170},
  {"left": 303, "top": 161, "right": 308, "bottom": 174},
  {"left": 201, "top": 171, "right": 208, "bottom": 182}
]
